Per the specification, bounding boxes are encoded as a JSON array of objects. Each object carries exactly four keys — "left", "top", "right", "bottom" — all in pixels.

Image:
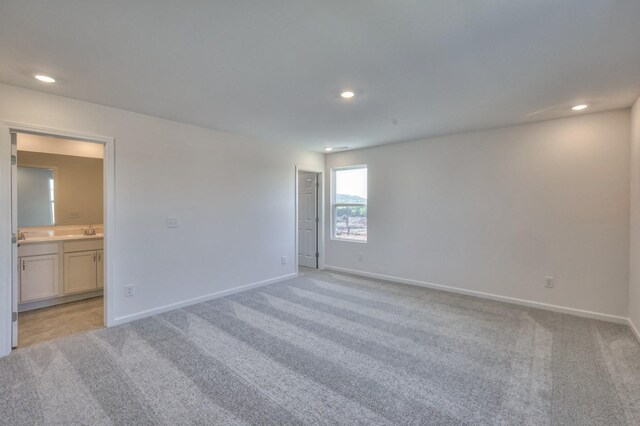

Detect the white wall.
[
  {"left": 18, "top": 134, "right": 104, "bottom": 158},
  {"left": 629, "top": 97, "right": 640, "bottom": 335},
  {"left": 0, "top": 83, "right": 323, "bottom": 323},
  {"left": 326, "top": 110, "right": 631, "bottom": 318}
]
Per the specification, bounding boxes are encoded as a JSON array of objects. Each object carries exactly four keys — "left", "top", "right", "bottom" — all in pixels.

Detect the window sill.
[{"left": 330, "top": 237, "right": 367, "bottom": 244}]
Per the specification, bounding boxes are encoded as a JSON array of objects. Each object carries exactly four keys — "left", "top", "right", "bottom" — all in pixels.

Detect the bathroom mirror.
[{"left": 17, "top": 166, "right": 57, "bottom": 227}]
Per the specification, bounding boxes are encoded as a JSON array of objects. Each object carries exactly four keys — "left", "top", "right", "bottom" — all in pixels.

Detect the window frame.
[
  {"left": 49, "top": 177, "right": 56, "bottom": 225},
  {"left": 331, "top": 164, "right": 368, "bottom": 243}
]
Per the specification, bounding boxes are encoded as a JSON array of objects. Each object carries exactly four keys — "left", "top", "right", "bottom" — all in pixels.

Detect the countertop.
[{"left": 18, "top": 233, "right": 104, "bottom": 245}]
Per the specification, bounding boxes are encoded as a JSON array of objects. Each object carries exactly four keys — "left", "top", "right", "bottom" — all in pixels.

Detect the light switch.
[{"left": 166, "top": 217, "right": 179, "bottom": 228}]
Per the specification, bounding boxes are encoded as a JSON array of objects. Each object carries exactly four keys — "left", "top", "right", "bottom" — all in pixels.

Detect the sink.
[{"left": 22, "top": 230, "right": 53, "bottom": 238}]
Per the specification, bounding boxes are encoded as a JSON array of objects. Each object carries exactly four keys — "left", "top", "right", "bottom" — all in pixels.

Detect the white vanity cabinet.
[
  {"left": 97, "top": 250, "right": 104, "bottom": 289},
  {"left": 18, "top": 242, "right": 60, "bottom": 303},
  {"left": 18, "top": 237, "right": 103, "bottom": 311},
  {"left": 64, "top": 251, "right": 98, "bottom": 294},
  {"left": 63, "top": 240, "right": 104, "bottom": 295},
  {"left": 19, "top": 254, "right": 60, "bottom": 303}
]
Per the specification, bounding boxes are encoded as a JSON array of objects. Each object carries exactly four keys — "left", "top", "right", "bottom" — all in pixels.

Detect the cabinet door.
[
  {"left": 96, "top": 250, "right": 104, "bottom": 289},
  {"left": 20, "top": 254, "right": 60, "bottom": 303},
  {"left": 64, "top": 251, "right": 97, "bottom": 294}
]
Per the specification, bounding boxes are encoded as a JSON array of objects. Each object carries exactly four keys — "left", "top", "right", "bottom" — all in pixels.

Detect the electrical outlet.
[
  {"left": 281, "top": 256, "right": 287, "bottom": 265},
  {"left": 357, "top": 253, "right": 363, "bottom": 261},
  {"left": 166, "top": 217, "right": 179, "bottom": 228},
  {"left": 125, "top": 285, "right": 135, "bottom": 297},
  {"left": 68, "top": 211, "right": 80, "bottom": 218},
  {"left": 544, "top": 276, "right": 554, "bottom": 288}
]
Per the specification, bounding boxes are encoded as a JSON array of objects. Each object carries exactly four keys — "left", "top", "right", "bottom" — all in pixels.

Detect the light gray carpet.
[{"left": 2, "top": 269, "right": 640, "bottom": 425}]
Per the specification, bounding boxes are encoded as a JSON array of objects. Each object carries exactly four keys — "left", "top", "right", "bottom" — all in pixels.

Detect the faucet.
[{"left": 84, "top": 225, "right": 96, "bottom": 236}]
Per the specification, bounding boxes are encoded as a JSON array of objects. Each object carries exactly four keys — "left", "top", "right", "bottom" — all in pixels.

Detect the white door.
[
  {"left": 64, "top": 251, "right": 98, "bottom": 294},
  {"left": 10, "top": 131, "right": 18, "bottom": 347},
  {"left": 19, "top": 255, "right": 59, "bottom": 302},
  {"left": 298, "top": 172, "right": 318, "bottom": 268}
]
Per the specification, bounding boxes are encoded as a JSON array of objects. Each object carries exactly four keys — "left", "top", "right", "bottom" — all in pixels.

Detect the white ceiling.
[{"left": 1, "top": 1, "right": 639, "bottom": 152}]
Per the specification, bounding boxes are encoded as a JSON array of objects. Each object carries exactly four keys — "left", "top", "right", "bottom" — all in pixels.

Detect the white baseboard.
[
  {"left": 324, "top": 265, "right": 629, "bottom": 325},
  {"left": 19, "top": 289, "right": 103, "bottom": 312},
  {"left": 112, "top": 273, "right": 297, "bottom": 326},
  {"left": 629, "top": 318, "right": 640, "bottom": 343}
]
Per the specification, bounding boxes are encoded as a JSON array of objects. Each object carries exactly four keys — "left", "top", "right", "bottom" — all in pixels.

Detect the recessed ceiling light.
[
  {"left": 340, "top": 91, "right": 355, "bottom": 99},
  {"left": 324, "top": 147, "right": 333, "bottom": 151},
  {"left": 572, "top": 104, "right": 588, "bottom": 111},
  {"left": 34, "top": 74, "right": 55, "bottom": 83}
]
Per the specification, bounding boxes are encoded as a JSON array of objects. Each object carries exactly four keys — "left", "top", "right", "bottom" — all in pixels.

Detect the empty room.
[{"left": 1, "top": 1, "right": 640, "bottom": 425}]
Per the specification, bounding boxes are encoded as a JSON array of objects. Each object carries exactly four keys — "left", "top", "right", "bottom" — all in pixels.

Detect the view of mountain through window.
[{"left": 333, "top": 166, "right": 367, "bottom": 241}]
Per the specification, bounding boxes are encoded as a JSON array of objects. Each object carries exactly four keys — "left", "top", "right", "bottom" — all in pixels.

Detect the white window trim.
[{"left": 330, "top": 165, "right": 367, "bottom": 243}]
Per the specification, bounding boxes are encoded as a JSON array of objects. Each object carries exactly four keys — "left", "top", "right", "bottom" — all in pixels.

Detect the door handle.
[
  {"left": 93, "top": 253, "right": 96, "bottom": 262},
  {"left": 22, "top": 260, "right": 25, "bottom": 271}
]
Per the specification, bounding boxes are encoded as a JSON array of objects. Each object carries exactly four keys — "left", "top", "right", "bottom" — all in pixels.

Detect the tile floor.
[{"left": 17, "top": 297, "right": 104, "bottom": 347}]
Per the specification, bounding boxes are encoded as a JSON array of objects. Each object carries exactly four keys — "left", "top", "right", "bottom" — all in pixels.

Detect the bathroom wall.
[
  {"left": 17, "top": 150, "right": 104, "bottom": 226},
  {"left": 18, "top": 133, "right": 104, "bottom": 159}
]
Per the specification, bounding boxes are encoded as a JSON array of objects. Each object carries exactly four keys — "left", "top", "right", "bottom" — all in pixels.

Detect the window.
[{"left": 332, "top": 165, "right": 367, "bottom": 242}]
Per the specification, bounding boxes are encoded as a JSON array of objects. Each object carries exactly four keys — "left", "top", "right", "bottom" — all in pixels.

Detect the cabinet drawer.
[
  {"left": 18, "top": 243, "right": 59, "bottom": 257},
  {"left": 64, "top": 239, "right": 103, "bottom": 253}
]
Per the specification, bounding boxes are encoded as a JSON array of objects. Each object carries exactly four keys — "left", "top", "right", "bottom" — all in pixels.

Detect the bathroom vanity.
[{"left": 17, "top": 226, "right": 104, "bottom": 311}]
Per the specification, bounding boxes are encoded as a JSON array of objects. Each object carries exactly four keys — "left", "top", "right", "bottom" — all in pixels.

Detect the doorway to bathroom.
[{"left": 0, "top": 123, "right": 115, "bottom": 354}]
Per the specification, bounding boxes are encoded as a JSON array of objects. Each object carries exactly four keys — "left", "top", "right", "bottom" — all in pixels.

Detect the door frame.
[
  {"left": 0, "top": 121, "right": 115, "bottom": 357},
  {"left": 295, "top": 166, "right": 324, "bottom": 273}
]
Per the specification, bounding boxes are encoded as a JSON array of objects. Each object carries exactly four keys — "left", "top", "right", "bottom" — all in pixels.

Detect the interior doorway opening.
[
  {"left": 11, "top": 131, "right": 106, "bottom": 348},
  {"left": 297, "top": 169, "right": 322, "bottom": 272}
]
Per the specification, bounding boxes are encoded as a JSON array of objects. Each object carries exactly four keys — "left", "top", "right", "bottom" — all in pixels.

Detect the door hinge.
[
  {"left": 315, "top": 252, "right": 319, "bottom": 258},
  {"left": 12, "top": 312, "right": 17, "bottom": 322},
  {"left": 11, "top": 155, "right": 17, "bottom": 165},
  {"left": 315, "top": 217, "right": 319, "bottom": 223},
  {"left": 11, "top": 234, "right": 17, "bottom": 244}
]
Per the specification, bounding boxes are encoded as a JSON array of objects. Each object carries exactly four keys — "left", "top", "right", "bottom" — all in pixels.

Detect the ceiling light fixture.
[
  {"left": 35, "top": 74, "right": 55, "bottom": 83},
  {"left": 571, "top": 104, "right": 588, "bottom": 111},
  {"left": 340, "top": 91, "right": 355, "bottom": 99},
  {"left": 324, "top": 147, "right": 333, "bottom": 151}
]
